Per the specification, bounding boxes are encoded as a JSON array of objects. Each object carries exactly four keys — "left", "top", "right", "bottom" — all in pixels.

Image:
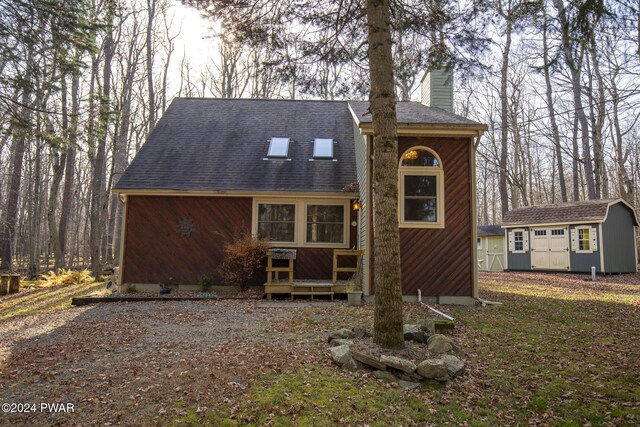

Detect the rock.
[
  {"left": 427, "top": 334, "right": 454, "bottom": 354},
  {"left": 373, "top": 370, "right": 396, "bottom": 382},
  {"left": 440, "top": 354, "right": 465, "bottom": 377},
  {"left": 417, "top": 319, "right": 436, "bottom": 335},
  {"left": 397, "top": 372, "right": 424, "bottom": 382},
  {"left": 329, "top": 339, "right": 354, "bottom": 347},
  {"left": 380, "top": 355, "right": 417, "bottom": 374},
  {"left": 403, "top": 324, "right": 429, "bottom": 343},
  {"left": 353, "top": 327, "right": 372, "bottom": 338},
  {"left": 416, "top": 359, "right": 449, "bottom": 381},
  {"left": 397, "top": 380, "right": 421, "bottom": 390},
  {"left": 342, "top": 357, "right": 360, "bottom": 372},
  {"left": 434, "top": 319, "right": 455, "bottom": 332},
  {"left": 330, "top": 345, "right": 352, "bottom": 366},
  {"left": 328, "top": 328, "right": 355, "bottom": 342},
  {"left": 351, "top": 350, "right": 387, "bottom": 371}
]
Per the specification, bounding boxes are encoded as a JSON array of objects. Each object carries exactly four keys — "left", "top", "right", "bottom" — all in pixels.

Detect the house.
[
  {"left": 477, "top": 225, "right": 505, "bottom": 271},
  {"left": 114, "top": 70, "right": 487, "bottom": 304},
  {"left": 502, "top": 199, "right": 639, "bottom": 273}
]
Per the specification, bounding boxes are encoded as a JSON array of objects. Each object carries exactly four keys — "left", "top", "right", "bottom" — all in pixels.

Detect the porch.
[{"left": 264, "top": 248, "right": 365, "bottom": 300}]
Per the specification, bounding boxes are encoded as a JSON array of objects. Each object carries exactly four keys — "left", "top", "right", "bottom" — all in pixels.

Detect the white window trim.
[
  {"left": 512, "top": 229, "right": 526, "bottom": 253},
  {"left": 398, "top": 146, "right": 445, "bottom": 229},
  {"left": 575, "top": 226, "right": 593, "bottom": 253},
  {"left": 252, "top": 198, "right": 350, "bottom": 248}
]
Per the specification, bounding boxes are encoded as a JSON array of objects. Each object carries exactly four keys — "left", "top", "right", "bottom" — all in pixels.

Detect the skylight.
[
  {"left": 313, "top": 138, "right": 334, "bottom": 158},
  {"left": 267, "top": 137, "right": 290, "bottom": 158}
]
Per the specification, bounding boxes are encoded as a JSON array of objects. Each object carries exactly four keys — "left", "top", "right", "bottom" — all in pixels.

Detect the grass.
[
  {"left": 171, "top": 272, "right": 640, "bottom": 426},
  {"left": 0, "top": 276, "right": 107, "bottom": 321}
]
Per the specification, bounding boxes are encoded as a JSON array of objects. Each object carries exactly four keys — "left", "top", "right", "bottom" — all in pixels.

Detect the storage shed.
[
  {"left": 502, "top": 199, "right": 639, "bottom": 273},
  {"left": 477, "top": 225, "right": 505, "bottom": 271}
]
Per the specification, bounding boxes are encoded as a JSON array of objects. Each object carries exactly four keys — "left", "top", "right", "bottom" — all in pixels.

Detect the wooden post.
[
  {"left": 0, "top": 275, "right": 8, "bottom": 296},
  {"left": 8, "top": 274, "right": 20, "bottom": 294}
]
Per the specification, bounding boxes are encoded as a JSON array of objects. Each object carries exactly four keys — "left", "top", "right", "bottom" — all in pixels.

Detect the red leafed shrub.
[{"left": 217, "top": 232, "right": 270, "bottom": 290}]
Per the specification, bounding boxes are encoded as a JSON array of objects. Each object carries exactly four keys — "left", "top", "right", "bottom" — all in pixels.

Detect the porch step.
[
  {"left": 292, "top": 283, "right": 333, "bottom": 288},
  {"left": 291, "top": 291, "right": 334, "bottom": 295}
]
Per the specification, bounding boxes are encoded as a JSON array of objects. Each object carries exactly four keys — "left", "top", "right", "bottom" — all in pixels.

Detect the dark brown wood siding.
[
  {"left": 398, "top": 136, "right": 473, "bottom": 296},
  {"left": 367, "top": 136, "right": 473, "bottom": 296},
  {"left": 122, "top": 195, "right": 357, "bottom": 284}
]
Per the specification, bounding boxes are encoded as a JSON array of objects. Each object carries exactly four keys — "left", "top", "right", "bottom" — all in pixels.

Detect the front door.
[{"left": 531, "top": 227, "right": 569, "bottom": 270}]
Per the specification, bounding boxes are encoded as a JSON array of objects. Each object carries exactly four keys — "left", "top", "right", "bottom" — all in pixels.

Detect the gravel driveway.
[{"left": 0, "top": 300, "right": 309, "bottom": 426}]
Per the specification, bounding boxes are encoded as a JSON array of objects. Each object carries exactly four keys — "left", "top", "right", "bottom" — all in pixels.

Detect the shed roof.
[
  {"left": 478, "top": 225, "right": 504, "bottom": 236},
  {"left": 502, "top": 199, "right": 639, "bottom": 227}
]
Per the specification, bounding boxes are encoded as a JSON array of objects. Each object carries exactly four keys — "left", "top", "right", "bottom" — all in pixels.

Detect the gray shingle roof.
[
  {"left": 115, "top": 98, "right": 357, "bottom": 192},
  {"left": 348, "top": 101, "right": 484, "bottom": 127},
  {"left": 502, "top": 199, "right": 631, "bottom": 226},
  {"left": 478, "top": 225, "right": 504, "bottom": 236}
]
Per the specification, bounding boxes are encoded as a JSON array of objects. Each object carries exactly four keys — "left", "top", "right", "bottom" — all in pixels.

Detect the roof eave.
[{"left": 357, "top": 122, "right": 487, "bottom": 137}]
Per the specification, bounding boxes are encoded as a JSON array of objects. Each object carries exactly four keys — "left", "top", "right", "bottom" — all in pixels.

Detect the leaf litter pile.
[{"left": 0, "top": 271, "right": 638, "bottom": 425}]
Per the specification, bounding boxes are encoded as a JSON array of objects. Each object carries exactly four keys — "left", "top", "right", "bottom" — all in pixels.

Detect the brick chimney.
[{"left": 420, "top": 67, "right": 453, "bottom": 112}]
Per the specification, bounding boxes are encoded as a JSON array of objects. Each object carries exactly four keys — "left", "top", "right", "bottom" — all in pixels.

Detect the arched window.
[{"left": 399, "top": 146, "right": 444, "bottom": 228}]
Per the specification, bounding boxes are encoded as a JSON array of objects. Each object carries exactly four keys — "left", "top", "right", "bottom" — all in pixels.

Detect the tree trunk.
[
  {"left": 553, "top": 0, "right": 595, "bottom": 199},
  {"left": 0, "top": 52, "right": 33, "bottom": 271},
  {"left": 366, "top": 0, "right": 404, "bottom": 349},
  {"left": 59, "top": 65, "right": 80, "bottom": 267},
  {"left": 498, "top": 17, "right": 512, "bottom": 216},
  {"left": 542, "top": 11, "right": 567, "bottom": 202},
  {"left": 146, "top": 0, "right": 157, "bottom": 131}
]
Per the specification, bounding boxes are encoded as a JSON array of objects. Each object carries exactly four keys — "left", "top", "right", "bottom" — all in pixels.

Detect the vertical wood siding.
[{"left": 122, "top": 195, "right": 358, "bottom": 285}]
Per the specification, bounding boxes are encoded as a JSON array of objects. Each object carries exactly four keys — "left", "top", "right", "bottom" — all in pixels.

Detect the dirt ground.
[
  {"left": 0, "top": 300, "right": 319, "bottom": 426},
  {"left": 1, "top": 271, "right": 638, "bottom": 425}
]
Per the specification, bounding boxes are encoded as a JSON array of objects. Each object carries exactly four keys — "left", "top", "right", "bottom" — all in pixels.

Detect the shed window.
[
  {"left": 257, "top": 203, "right": 295, "bottom": 242},
  {"left": 399, "top": 146, "right": 444, "bottom": 228},
  {"left": 552, "top": 229, "right": 564, "bottom": 236},
  {"left": 534, "top": 230, "right": 546, "bottom": 237},
  {"left": 306, "top": 205, "right": 344, "bottom": 243},
  {"left": 267, "top": 137, "right": 290, "bottom": 157},
  {"left": 313, "top": 138, "right": 334, "bottom": 158},
  {"left": 477, "top": 238, "right": 482, "bottom": 249},
  {"left": 514, "top": 231, "right": 524, "bottom": 252},
  {"left": 578, "top": 228, "right": 590, "bottom": 251}
]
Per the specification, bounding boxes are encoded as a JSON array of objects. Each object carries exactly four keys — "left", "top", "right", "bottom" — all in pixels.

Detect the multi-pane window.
[
  {"left": 404, "top": 175, "right": 437, "bottom": 222},
  {"left": 514, "top": 231, "right": 524, "bottom": 251},
  {"left": 399, "top": 147, "right": 443, "bottom": 227},
  {"left": 306, "top": 205, "right": 344, "bottom": 243},
  {"left": 578, "top": 228, "right": 590, "bottom": 251},
  {"left": 551, "top": 229, "right": 564, "bottom": 236},
  {"left": 257, "top": 204, "right": 296, "bottom": 242},
  {"left": 534, "top": 230, "right": 546, "bottom": 236}
]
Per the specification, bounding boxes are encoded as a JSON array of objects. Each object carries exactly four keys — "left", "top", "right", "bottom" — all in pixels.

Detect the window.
[
  {"left": 267, "top": 137, "right": 290, "bottom": 157},
  {"left": 578, "top": 228, "right": 590, "bottom": 251},
  {"left": 534, "top": 230, "right": 546, "bottom": 237},
  {"left": 552, "top": 229, "right": 564, "bottom": 236},
  {"left": 399, "top": 147, "right": 444, "bottom": 228},
  {"left": 514, "top": 231, "right": 524, "bottom": 252},
  {"left": 306, "top": 205, "right": 344, "bottom": 243},
  {"left": 313, "top": 138, "right": 334, "bottom": 158},
  {"left": 257, "top": 203, "right": 295, "bottom": 242},
  {"left": 253, "top": 199, "right": 350, "bottom": 248},
  {"left": 477, "top": 238, "right": 482, "bottom": 249}
]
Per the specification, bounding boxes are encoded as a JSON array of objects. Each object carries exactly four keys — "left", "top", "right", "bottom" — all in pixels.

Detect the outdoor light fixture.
[{"left": 352, "top": 200, "right": 361, "bottom": 211}]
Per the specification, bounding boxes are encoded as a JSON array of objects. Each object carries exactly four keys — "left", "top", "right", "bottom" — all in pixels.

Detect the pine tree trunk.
[
  {"left": 499, "top": 18, "right": 512, "bottom": 216},
  {"left": 366, "top": 0, "right": 404, "bottom": 349},
  {"left": 59, "top": 66, "right": 80, "bottom": 267}
]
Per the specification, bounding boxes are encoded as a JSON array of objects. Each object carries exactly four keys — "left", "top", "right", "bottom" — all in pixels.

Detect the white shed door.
[{"left": 531, "top": 227, "right": 569, "bottom": 270}]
